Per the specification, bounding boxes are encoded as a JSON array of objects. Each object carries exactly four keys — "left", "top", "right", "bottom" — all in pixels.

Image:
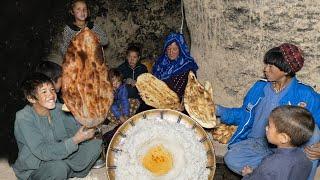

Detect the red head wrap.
[{"left": 278, "top": 43, "right": 304, "bottom": 73}]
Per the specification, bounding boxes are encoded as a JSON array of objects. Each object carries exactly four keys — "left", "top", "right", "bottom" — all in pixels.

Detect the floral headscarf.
[{"left": 152, "top": 33, "right": 198, "bottom": 80}]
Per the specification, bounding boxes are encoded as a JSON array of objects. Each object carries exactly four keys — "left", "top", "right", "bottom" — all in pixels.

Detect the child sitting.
[
  {"left": 103, "top": 69, "right": 140, "bottom": 144},
  {"left": 242, "top": 105, "right": 315, "bottom": 180},
  {"left": 13, "top": 73, "right": 101, "bottom": 180},
  {"left": 109, "top": 68, "right": 130, "bottom": 123},
  {"left": 117, "top": 44, "right": 148, "bottom": 99}
]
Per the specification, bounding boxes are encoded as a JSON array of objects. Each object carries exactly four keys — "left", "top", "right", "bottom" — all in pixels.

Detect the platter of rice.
[{"left": 106, "top": 109, "right": 216, "bottom": 180}]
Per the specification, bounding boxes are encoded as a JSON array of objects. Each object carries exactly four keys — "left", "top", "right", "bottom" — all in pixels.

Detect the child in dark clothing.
[
  {"left": 242, "top": 105, "right": 315, "bottom": 180},
  {"left": 117, "top": 44, "right": 148, "bottom": 99},
  {"left": 117, "top": 44, "right": 150, "bottom": 113}
]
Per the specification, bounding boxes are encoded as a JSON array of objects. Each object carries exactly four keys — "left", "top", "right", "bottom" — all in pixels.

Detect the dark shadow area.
[
  {"left": 0, "top": 0, "right": 69, "bottom": 164},
  {"left": 212, "top": 156, "right": 242, "bottom": 179}
]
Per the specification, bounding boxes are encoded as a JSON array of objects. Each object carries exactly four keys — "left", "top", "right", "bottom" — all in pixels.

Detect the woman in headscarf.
[{"left": 152, "top": 32, "right": 198, "bottom": 100}]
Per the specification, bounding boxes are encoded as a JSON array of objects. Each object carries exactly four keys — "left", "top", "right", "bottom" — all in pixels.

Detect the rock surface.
[
  {"left": 51, "top": 0, "right": 184, "bottom": 68},
  {"left": 183, "top": 0, "right": 320, "bottom": 106}
]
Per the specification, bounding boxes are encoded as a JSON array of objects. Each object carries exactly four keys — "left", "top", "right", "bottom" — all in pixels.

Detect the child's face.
[
  {"left": 29, "top": 82, "right": 57, "bottom": 110},
  {"left": 112, "top": 77, "right": 121, "bottom": 90},
  {"left": 266, "top": 118, "right": 282, "bottom": 145},
  {"left": 263, "top": 64, "right": 287, "bottom": 82},
  {"left": 72, "top": 1, "right": 88, "bottom": 22},
  {"left": 166, "top": 42, "right": 180, "bottom": 61},
  {"left": 127, "top": 51, "right": 139, "bottom": 68}
]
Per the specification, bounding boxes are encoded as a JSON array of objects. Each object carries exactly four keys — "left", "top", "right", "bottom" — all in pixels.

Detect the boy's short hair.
[
  {"left": 21, "top": 73, "right": 54, "bottom": 101},
  {"left": 270, "top": 105, "right": 315, "bottom": 146},
  {"left": 127, "top": 43, "right": 141, "bottom": 57},
  {"left": 109, "top": 68, "right": 123, "bottom": 82},
  {"left": 35, "top": 61, "right": 62, "bottom": 82},
  {"left": 264, "top": 47, "right": 295, "bottom": 77}
]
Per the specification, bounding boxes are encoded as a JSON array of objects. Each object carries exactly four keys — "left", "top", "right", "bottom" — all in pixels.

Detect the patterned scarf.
[{"left": 152, "top": 33, "right": 198, "bottom": 80}]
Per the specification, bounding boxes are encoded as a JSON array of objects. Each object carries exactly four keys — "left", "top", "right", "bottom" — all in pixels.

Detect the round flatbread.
[
  {"left": 184, "top": 71, "right": 217, "bottom": 128},
  {"left": 136, "top": 73, "right": 180, "bottom": 110}
]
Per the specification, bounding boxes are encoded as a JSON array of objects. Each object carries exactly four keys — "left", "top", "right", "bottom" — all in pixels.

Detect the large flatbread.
[
  {"left": 184, "top": 71, "right": 217, "bottom": 128},
  {"left": 136, "top": 73, "right": 180, "bottom": 110},
  {"left": 62, "top": 28, "right": 113, "bottom": 128}
]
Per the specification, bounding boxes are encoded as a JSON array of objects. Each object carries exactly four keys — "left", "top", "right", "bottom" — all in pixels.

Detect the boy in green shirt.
[{"left": 13, "top": 73, "right": 101, "bottom": 180}]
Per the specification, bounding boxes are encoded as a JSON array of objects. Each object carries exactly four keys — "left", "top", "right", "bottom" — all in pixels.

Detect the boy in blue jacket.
[
  {"left": 109, "top": 68, "right": 130, "bottom": 123},
  {"left": 216, "top": 43, "right": 320, "bottom": 179}
]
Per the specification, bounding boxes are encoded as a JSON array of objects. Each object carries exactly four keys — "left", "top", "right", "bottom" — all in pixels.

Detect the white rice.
[{"left": 114, "top": 117, "right": 210, "bottom": 180}]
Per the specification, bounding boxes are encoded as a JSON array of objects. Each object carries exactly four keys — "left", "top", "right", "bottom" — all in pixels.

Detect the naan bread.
[
  {"left": 211, "top": 123, "right": 237, "bottom": 144},
  {"left": 136, "top": 73, "right": 180, "bottom": 110},
  {"left": 184, "top": 71, "right": 217, "bottom": 128},
  {"left": 62, "top": 28, "right": 113, "bottom": 128}
]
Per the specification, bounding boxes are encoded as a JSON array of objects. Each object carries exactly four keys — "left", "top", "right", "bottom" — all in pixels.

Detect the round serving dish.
[{"left": 106, "top": 109, "right": 216, "bottom": 180}]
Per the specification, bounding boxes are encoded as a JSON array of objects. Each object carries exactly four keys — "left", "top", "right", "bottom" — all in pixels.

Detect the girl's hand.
[
  {"left": 72, "top": 126, "right": 95, "bottom": 144},
  {"left": 304, "top": 143, "right": 320, "bottom": 160},
  {"left": 241, "top": 165, "right": 253, "bottom": 176}
]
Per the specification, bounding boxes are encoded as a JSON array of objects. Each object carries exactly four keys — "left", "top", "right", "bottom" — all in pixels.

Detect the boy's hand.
[
  {"left": 241, "top": 165, "right": 253, "bottom": 176},
  {"left": 305, "top": 142, "right": 320, "bottom": 160},
  {"left": 72, "top": 126, "right": 95, "bottom": 144}
]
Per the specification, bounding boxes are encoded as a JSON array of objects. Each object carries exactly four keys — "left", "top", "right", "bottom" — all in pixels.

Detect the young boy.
[
  {"left": 35, "top": 60, "right": 63, "bottom": 102},
  {"left": 35, "top": 61, "right": 62, "bottom": 92},
  {"left": 242, "top": 105, "right": 315, "bottom": 180},
  {"left": 109, "top": 68, "right": 130, "bottom": 123},
  {"left": 13, "top": 73, "right": 101, "bottom": 180},
  {"left": 103, "top": 69, "right": 140, "bottom": 145},
  {"left": 117, "top": 44, "right": 148, "bottom": 99}
]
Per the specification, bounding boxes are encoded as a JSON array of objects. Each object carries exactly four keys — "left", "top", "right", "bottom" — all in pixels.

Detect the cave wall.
[
  {"left": 183, "top": 0, "right": 320, "bottom": 106},
  {"left": 50, "top": 0, "right": 184, "bottom": 67}
]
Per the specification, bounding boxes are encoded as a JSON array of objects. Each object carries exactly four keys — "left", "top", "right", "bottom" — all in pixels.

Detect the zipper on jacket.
[{"left": 228, "top": 97, "right": 262, "bottom": 145}]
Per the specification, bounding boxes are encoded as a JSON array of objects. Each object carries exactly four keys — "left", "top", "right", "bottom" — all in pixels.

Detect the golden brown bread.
[
  {"left": 211, "top": 123, "right": 237, "bottom": 144},
  {"left": 62, "top": 28, "right": 113, "bottom": 128},
  {"left": 184, "top": 71, "right": 217, "bottom": 128},
  {"left": 136, "top": 73, "right": 181, "bottom": 110}
]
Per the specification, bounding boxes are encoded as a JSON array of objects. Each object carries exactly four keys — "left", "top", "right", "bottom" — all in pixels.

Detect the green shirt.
[{"left": 13, "top": 103, "right": 101, "bottom": 180}]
